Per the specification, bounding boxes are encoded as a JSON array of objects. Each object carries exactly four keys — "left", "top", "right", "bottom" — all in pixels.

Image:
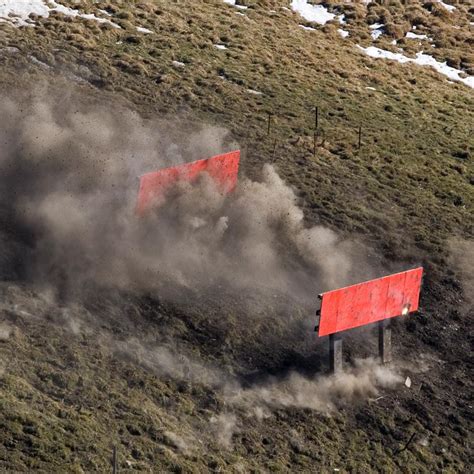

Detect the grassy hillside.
[{"left": 0, "top": 1, "right": 472, "bottom": 472}]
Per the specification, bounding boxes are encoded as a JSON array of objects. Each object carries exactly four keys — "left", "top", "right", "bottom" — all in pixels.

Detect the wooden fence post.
[{"left": 267, "top": 112, "right": 272, "bottom": 136}]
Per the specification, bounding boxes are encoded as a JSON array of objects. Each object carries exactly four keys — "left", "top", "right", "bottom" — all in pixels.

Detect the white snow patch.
[
  {"left": 406, "top": 32, "right": 428, "bottom": 40},
  {"left": 1, "top": 46, "right": 20, "bottom": 54},
  {"left": 338, "top": 29, "right": 349, "bottom": 38},
  {"left": 0, "top": 0, "right": 120, "bottom": 28},
  {"left": 435, "top": 1, "right": 456, "bottom": 12},
  {"left": 29, "top": 55, "right": 50, "bottom": 69},
  {"left": 223, "top": 0, "right": 248, "bottom": 10},
  {"left": 359, "top": 46, "right": 474, "bottom": 89},
  {"left": 136, "top": 26, "right": 153, "bottom": 34},
  {"left": 49, "top": 1, "right": 120, "bottom": 28},
  {"left": 365, "top": 86, "right": 376, "bottom": 90},
  {"left": 371, "top": 29, "right": 383, "bottom": 40},
  {"left": 291, "top": 0, "right": 335, "bottom": 26},
  {"left": 338, "top": 15, "right": 346, "bottom": 25},
  {"left": 246, "top": 88, "right": 263, "bottom": 95},
  {"left": 172, "top": 60, "right": 185, "bottom": 68},
  {"left": 369, "top": 23, "right": 384, "bottom": 40},
  {"left": 0, "top": 0, "right": 48, "bottom": 26},
  {"left": 214, "top": 44, "right": 228, "bottom": 50},
  {"left": 299, "top": 24, "right": 315, "bottom": 31}
]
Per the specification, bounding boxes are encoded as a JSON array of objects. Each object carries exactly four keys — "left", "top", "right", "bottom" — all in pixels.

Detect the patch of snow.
[
  {"left": 338, "top": 29, "right": 349, "bottom": 38},
  {"left": 0, "top": 0, "right": 49, "bottom": 26},
  {"left": 223, "top": 0, "right": 248, "bottom": 10},
  {"left": 435, "top": 1, "right": 455, "bottom": 12},
  {"left": 0, "top": 0, "right": 120, "bottom": 28},
  {"left": 291, "top": 0, "right": 335, "bottom": 26},
  {"left": 214, "top": 44, "right": 227, "bottom": 50},
  {"left": 338, "top": 15, "right": 346, "bottom": 25},
  {"left": 1, "top": 46, "right": 20, "bottom": 54},
  {"left": 359, "top": 46, "right": 474, "bottom": 89},
  {"left": 29, "top": 55, "right": 50, "bottom": 69},
  {"left": 365, "top": 86, "right": 376, "bottom": 90},
  {"left": 246, "top": 89, "right": 263, "bottom": 95},
  {"left": 406, "top": 32, "right": 427, "bottom": 40},
  {"left": 371, "top": 29, "right": 383, "bottom": 40},
  {"left": 49, "top": 1, "right": 120, "bottom": 28},
  {"left": 98, "top": 9, "right": 111, "bottom": 17},
  {"left": 369, "top": 23, "right": 384, "bottom": 40},
  {"left": 136, "top": 26, "right": 153, "bottom": 34},
  {"left": 391, "top": 39, "right": 397, "bottom": 45},
  {"left": 172, "top": 60, "right": 185, "bottom": 68},
  {"left": 299, "top": 24, "right": 315, "bottom": 31}
]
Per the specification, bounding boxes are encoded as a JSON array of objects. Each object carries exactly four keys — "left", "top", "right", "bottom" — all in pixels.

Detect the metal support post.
[
  {"left": 378, "top": 319, "right": 392, "bottom": 364},
  {"left": 329, "top": 333, "right": 343, "bottom": 374},
  {"left": 112, "top": 445, "right": 118, "bottom": 474}
]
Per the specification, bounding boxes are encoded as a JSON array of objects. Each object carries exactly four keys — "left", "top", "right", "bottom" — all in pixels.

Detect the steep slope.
[{"left": 0, "top": 1, "right": 472, "bottom": 472}]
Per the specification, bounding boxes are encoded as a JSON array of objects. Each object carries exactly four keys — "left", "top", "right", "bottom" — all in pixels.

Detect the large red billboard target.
[
  {"left": 318, "top": 267, "right": 423, "bottom": 337},
  {"left": 136, "top": 150, "right": 240, "bottom": 215}
]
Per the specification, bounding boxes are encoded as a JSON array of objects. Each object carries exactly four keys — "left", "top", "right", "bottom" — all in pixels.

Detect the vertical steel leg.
[
  {"left": 113, "top": 446, "right": 118, "bottom": 474},
  {"left": 329, "top": 333, "right": 343, "bottom": 373},
  {"left": 378, "top": 320, "right": 392, "bottom": 364}
]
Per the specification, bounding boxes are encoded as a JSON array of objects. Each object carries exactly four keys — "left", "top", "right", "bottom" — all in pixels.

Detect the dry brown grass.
[{"left": 0, "top": 1, "right": 472, "bottom": 472}]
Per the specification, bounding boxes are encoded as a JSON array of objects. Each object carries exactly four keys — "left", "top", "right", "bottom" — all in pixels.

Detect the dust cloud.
[
  {"left": 448, "top": 238, "right": 474, "bottom": 304},
  {"left": 228, "top": 358, "right": 402, "bottom": 414},
  {"left": 0, "top": 88, "right": 376, "bottom": 305},
  {"left": 0, "top": 87, "right": 398, "bottom": 451}
]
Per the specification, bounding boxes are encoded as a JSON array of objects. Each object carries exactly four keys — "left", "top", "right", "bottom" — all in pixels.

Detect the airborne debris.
[{"left": 135, "top": 151, "right": 240, "bottom": 215}]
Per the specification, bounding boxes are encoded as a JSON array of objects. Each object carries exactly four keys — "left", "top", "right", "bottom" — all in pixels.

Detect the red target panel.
[
  {"left": 136, "top": 150, "right": 240, "bottom": 215},
  {"left": 318, "top": 267, "right": 423, "bottom": 336}
]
